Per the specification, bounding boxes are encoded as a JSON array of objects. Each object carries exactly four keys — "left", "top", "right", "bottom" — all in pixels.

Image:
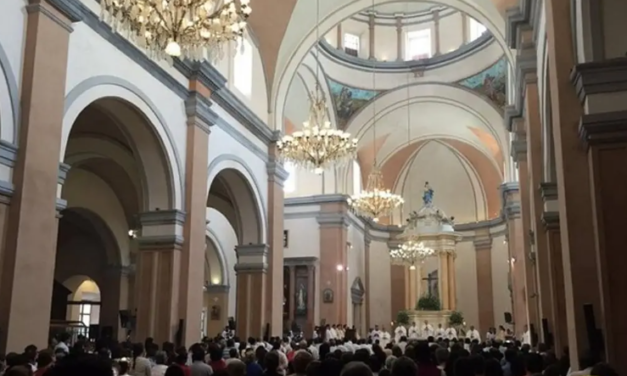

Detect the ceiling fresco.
[
  {"left": 457, "top": 57, "right": 508, "bottom": 108},
  {"left": 326, "top": 78, "right": 383, "bottom": 130}
]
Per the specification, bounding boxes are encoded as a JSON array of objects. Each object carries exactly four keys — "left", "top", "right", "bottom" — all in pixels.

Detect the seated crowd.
[{"left": 0, "top": 327, "right": 618, "bottom": 376}]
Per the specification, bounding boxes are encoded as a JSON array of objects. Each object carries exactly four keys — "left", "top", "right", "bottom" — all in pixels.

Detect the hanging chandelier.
[
  {"left": 349, "top": 167, "right": 404, "bottom": 221},
  {"left": 390, "top": 241, "right": 435, "bottom": 270},
  {"left": 100, "top": 0, "right": 252, "bottom": 61},
  {"left": 277, "top": 88, "right": 358, "bottom": 174}
]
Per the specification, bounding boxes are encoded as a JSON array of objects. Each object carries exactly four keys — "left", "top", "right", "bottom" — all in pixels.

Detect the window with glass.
[
  {"left": 344, "top": 33, "right": 360, "bottom": 57},
  {"left": 78, "top": 304, "right": 91, "bottom": 337},
  {"left": 469, "top": 18, "right": 487, "bottom": 41},
  {"left": 406, "top": 29, "right": 432, "bottom": 60},
  {"left": 284, "top": 162, "right": 296, "bottom": 193},
  {"left": 233, "top": 38, "right": 253, "bottom": 96}
]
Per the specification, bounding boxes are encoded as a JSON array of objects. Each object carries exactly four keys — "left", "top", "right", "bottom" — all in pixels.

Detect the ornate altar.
[{"left": 392, "top": 182, "right": 463, "bottom": 318}]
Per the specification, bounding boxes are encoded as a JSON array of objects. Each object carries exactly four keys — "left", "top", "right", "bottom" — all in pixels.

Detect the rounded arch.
[
  {"left": 63, "top": 275, "right": 102, "bottom": 301},
  {"left": 206, "top": 227, "right": 230, "bottom": 286},
  {"left": 63, "top": 76, "right": 184, "bottom": 211},
  {"left": 272, "top": 0, "right": 514, "bottom": 136},
  {"left": 61, "top": 207, "right": 123, "bottom": 267},
  {"left": 0, "top": 42, "right": 18, "bottom": 144},
  {"left": 207, "top": 154, "right": 267, "bottom": 245}
]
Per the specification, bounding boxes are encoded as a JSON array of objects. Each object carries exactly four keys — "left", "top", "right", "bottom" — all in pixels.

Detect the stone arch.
[
  {"left": 272, "top": 0, "right": 515, "bottom": 137},
  {"left": 207, "top": 154, "right": 267, "bottom": 245},
  {"left": 206, "top": 228, "right": 230, "bottom": 286},
  {"left": 63, "top": 76, "right": 184, "bottom": 211},
  {"left": 0, "top": 42, "right": 18, "bottom": 144}
]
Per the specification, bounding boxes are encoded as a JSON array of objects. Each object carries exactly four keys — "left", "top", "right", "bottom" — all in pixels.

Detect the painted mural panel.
[
  {"left": 457, "top": 57, "right": 507, "bottom": 108},
  {"left": 327, "top": 78, "right": 380, "bottom": 130}
]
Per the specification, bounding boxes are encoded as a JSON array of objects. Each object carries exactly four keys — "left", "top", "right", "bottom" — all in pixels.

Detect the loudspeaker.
[
  {"left": 228, "top": 317, "right": 236, "bottom": 331},
  {"left": 542, "top": 318, "right": 553, "bottom": 348},
  {"left": 119, "top": 310, "right": 131, "bottom": 329},
  {"left": 89, "top": 324, "right": 100, "bottom": 339},
  {"left": 504, "top": 312, "right": 513, "bottom": 324},
  {"left": 175, "top": 319, "right": 184, "bottom": 347},
  {"left": 101, "top": 325, "right": 114, "bottom": 339}
]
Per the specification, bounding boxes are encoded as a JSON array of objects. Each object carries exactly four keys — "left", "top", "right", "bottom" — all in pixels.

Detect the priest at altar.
[
  {"left": 408, "top": 322, "right": 420, "bottom": 340},
  {"left": 395, "top": 324, "right": 407, "bottom": 343},
  {"left": 421, "top": 320, "right": 434, "bottom": 338},
  {"left": 466, "top": 325, "right": 481, "bottom": 341}
]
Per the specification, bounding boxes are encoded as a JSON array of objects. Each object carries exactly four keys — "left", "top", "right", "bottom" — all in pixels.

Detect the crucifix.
[{"left": 422, "top": 271, "right": 439, "bottom": 298}]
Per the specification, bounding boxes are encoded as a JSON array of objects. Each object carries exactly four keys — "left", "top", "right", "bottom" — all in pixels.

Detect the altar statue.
[
  {"left": 297, "top": 283, "right": 307, "bottom": 312},
  {"left": 423, "top": 182, "right": 434, "bottom": 205}
]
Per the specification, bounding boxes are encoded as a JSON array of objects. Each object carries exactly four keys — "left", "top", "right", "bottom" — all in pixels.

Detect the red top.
[
  {"left": 177, "top": 364, "right": 191, "bottom": 376},
  {"left": 209, "top": 360, "right": 227, "bottom": 372}
]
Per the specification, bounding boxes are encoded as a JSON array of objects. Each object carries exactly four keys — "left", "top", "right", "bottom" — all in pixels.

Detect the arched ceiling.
[{"left": 366, "top": 3, "right": 436, "bottom": 15}]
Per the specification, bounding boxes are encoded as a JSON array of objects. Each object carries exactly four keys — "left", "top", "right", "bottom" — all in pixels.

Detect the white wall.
[{"left": 207, "top": 209, "right": 239, "bottom": 318}]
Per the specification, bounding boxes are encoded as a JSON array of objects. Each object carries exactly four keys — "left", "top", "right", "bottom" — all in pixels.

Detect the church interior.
[{"left": 1, "top": 0, "right": 627, "bottom": 374}]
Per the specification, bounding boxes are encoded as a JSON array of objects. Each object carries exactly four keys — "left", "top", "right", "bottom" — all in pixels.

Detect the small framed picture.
[{"left": 323, "top": 288, "right": 334, "bottom": 303}]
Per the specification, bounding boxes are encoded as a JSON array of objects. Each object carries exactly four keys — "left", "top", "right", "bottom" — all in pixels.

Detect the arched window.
[
  {"left": 233, "top": 38, "right": 253, "bottom": 96},
  {"left": 284, "top": 162, "right": 296, "bottom": 193},
  {"left": 352, "top": 161, "right": 362, "bottom": 195},
  {"left": 405, "top": 29, "right": 432, "bottom": 60},
  {"left": 469, "top": 18, "right": 487, "bottom": 41}
]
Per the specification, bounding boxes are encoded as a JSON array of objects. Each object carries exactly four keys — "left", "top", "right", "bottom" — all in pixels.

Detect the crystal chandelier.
[
  {"left": 277, "top": 87, "right": 358, "bottom": 174},
  {"left": 390, "top": 241, "right": 435, "bottom": 270},
  {"left": 277, "top": 0, "right": 357, "bottom": 174},
  {"left": 349, "top": 167, "right": 404, "bottom": 221},
  {"left": 100, "top": 0, "right": 252, "bottom": 62}
]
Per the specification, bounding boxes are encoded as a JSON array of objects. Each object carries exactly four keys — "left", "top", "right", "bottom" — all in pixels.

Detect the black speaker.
[
  {"left": 542, "top": 318, "right": 554, "bottom": 348},
  {"left": 101, "top": 325, "right": 114, "bottom": 339},
  {"left": 228, "top": 317, "right": 236, "bottom": 330},
  {"left": 89, "top": 324, "right": 100, "bottom": 339},
  {"left": 504, "top": 312, "right": 513, "bottom": 324},
  {"left": 119, "top": 310, "right": 131, "bottom": 329},
  {"left": 175, "top": 319, "right": 184, "bottom": 347}
]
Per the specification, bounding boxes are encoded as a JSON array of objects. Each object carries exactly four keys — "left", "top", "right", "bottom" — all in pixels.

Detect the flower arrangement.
[
  {"left": 396, "top": 310, "right": 410, "bottom": 325},
  {"left": 449, "top": 311, "right": 464, "bottom": 327},
  {"left": 416, "top": 294, "right": 441, "bottom": 311}
]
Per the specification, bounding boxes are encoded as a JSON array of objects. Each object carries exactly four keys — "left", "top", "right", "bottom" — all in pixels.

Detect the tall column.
[
  {"left": 501, "top": 183, "right": 527, "bottom": 335},
  {"left": 179, "top": 89, "right": 212, "bottom": 345},
  {"left": 266, "top": 141, "right": 287, "bottom": 335},
  {"left": 336, "top": 24, "right": 343, "bottom": 50},
  {"left": 474, "top": 233, "right": 494, "bottom": 333},
  {"left": 235, "top": 244, "right": 268, "bottom": 339},
  {"left": 306, "top": 264, "right": 315, "bottom": 337},
  {"left": 396, "top": 16, "right": 403, "bottom": 61},
  {"left": 433, "top": 10, "right": 441, "bottom": 56},
  {"left": 448, "top": 255, "right": 457, "bottom": 310},
  {"left": 134, "top": 211, "right": 185, "bottom": 344},
  {"left": 0, "top": 0, "right": 78, "bottom": 352},
  {"left": 461, "top": 14, "right": 469, "bottom": 44},
  {"left": 368, "top": 12, "right": 375, "bottom": 60},
  {"left": 524, "top": 81, "right": 555, "bottom": 345},
  {"left": 511, "top": 124, "right": 540, "bottom": 337},
  {"left": 545, "top": 0, "right": 602, "bottom": 366},
  {"left": 573, "top": 58, "right": 627, "bottom": 373},
  {"left": 317, "top": 206, "right": 348, "bottom": 325},
  {"left": 364, "top": 233, "right": 371, "bottom": 330},
  {"left": 288, "top": 265, "right": 296, "bottom": 323},
  {"left": 439, "top": 253, "right": 450, "bottom": 310}
]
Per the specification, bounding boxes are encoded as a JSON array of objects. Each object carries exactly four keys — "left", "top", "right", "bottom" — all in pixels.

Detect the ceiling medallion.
[
  {"left": 349, "top": 167, "right": 404, "bottom": 222},
  {"left": 100, "top": 0, "right": 251, "bottom": 62},
  {"left": 277, "top": 88, "right": 358, "bottom": 174}
]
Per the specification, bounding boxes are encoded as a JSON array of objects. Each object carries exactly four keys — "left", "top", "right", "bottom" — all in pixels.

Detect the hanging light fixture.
[
  {"left": 277, "top": 0, "right": 358, "bottom": 174},
  {"left": 100, "top": 0, "right": 251, "bottom": 62},
  {"left": 390, "top": 241, "right": 435, "bottom": 270},
  {"left": 348, "top": 2, "right": 403, "bottom": 222}
]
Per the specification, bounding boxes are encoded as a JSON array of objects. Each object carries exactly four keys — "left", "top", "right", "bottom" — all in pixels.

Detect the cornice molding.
[
  {"left": 510, "top": 134, "right": 528, "bottom": 162},
  {"left": 317, "top": 33, "right": 494, "bottom": 73},
  {"left": 539, "top": 182, "right": 558, "bottom": 201},
  {"left": 571, "top": 57, "right": 627, "bottom": 105},
  {"left": 58, "top": 162, "right": 72, "bottom": 185},
  {"left": 0, "top": 141, "right": 17, "bottom": 168},
  {"left": 352, "top": 6, "right": 455, "bottom": 26},
  {"left": 579, "top": 110, "right": 627, "bottom": 149},
  {"left": 185, "top": 92, "right": 218, "bottom": 134},
  {"left": 138, "top": 209, "right": 186, "bottom": 226},
  {"left": 541, "top": 211, "right": 560, "bottom": 230},
  {"left": 284, "top": 257, "right": 318, "bottom": 266},
  {"left": 47, "top": 0, "right": 83, "bottom": 22},
  {"left": 473, "top": 235, "right": 493, "bottom": 250},
  {"left": 205, "top": 284, "right": 230, "bottom": 293},
  {"left": 136, "top": 235, "right": 184, "bottom": 250},
  {"left": 505, "top": 0, "right": 542, "bottom": 48}
]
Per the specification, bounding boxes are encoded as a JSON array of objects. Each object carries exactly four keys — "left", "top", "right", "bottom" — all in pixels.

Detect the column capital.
[
  {"left": 136, "top": 235, "right": 184, "bottom": 250},
  {"left": 539, "top": 182, "right": 558, "bottom": 202},
  {"left": 106, "top": 264, "right": 136, "bottom": 276},
  {"left": 28, "top": 0, "right": 83, "bottom": 33},
  {"left": 364, "top": 232, "right": 373, "bottom": 247},
  {"left": 395, "top": 15, "right": 403, "bottom": 30},
  {"left": 57, "top": 162, "right": 71, "bottom": 185},
  {"left": 267, "top": 160, "right": 289, "bottom": 185},
  {"left": 510, "top": 133, "right": 528, "bottom": 162},
  {"left": 204, "top": 284, "right": 230, "bottom": 293},
  {"left": 284, "top": 257, "right": 318, "bottom": 267},
  {"left": 570, "top": 57, "right": 627, "bottom": 105},
  {"left": 138, "top": 209, "right": 186, "bottom": 226},
  {"left": 316, "top": 213, "right": 350, "bottom": 228},
  {"left": 235, "top": 243, "right": 269, "bottom": 273},
  {"left": 473, "top": 235, "right": 493, "bottom": 251},
  {"left": 541, "top": 211, "right": 560, "bottom": 230},
  {"left": 185, "top": 91, "right": 217, "bottom": 134},
  {"left": 579, "top": 111, "right": 627, "bottom": 149}
]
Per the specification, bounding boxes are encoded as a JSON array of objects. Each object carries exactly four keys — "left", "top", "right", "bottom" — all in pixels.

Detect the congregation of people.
[{"left": 0, "top": 321, "right": 617, "bottom": 376}]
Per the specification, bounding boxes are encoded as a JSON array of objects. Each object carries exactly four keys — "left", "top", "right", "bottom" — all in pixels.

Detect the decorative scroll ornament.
[
  {"left": 278, "top": 87, "right": 358, "bottom": 174},
  {"left": 100, "top": 0, "right": 251, "bottom": 62},
  {"left": 349, "top": 167, "right": 404, "bottom": 222}
]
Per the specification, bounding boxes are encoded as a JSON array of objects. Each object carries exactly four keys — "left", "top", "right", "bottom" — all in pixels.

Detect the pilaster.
[
  {"left": 364, "top": 232, "right": 372, "bottom": 331},
  {"left": 134, "top": 210, "right": 185, "bottom": 344},
  {"left": 317, "top": 207, "right": 349, "bottom": 326},
  {"left": 546, "top": 0, "right": 601, "bottom": 366},
  {"left": 234, "top": 243, "right": 268, "bottom": 339},
  {"left": 179, "top": 87, "right": 214, "bottom": 346},
  {"left": 572, "top": 58, "right": 627, "bottom": 371},
  {"left": 433, "top": 10, "right": 441, "bottom": 56},
  {"left": 266, "top": 136, "right": 288, "bottom": 335},
  {"left": 368, "top": 12, "right": 375, "bottom": 60},
  {"left": 395, "top": 16, "right": 403, "bottom": 61},
  {"left": 474, "top": 232, "right": 493, "bottom": 333},
  {"left": 0, "top": 0, "right": 77, "bottom": 353}
]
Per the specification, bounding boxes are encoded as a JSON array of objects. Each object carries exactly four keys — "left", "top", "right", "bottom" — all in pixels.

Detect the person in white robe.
[
  {"left": 434, "top": 324, "right": 445, "bottom": 339},
  {"left": 394, "top": 324, "right": 407, "bottom": 343},
  {"left": 408, "top": 322, "right": 420, "bottom": 339},
  {"left": 445, "top": 326, "right": 457, "bottom": 340},
  {"left": 521, "top": 325, "right": 531, "bottom": 345},
  {"left": 380, "top": 327, "right": 391, "bottom": 348},
  {"left": 330, "top": 325, "right": 338, "bottom": 339},
  {"left": 370, "top": 325, "right": 381, "bottom": 343},
  {"left": 466, "top": 325, "right": 481, "bottom": 341},
  {"left": 325, "top": 325, "right": 333, "bottom": 342},
  {"left": 421, "top": 320, "right": 434, "bottom": 338}
]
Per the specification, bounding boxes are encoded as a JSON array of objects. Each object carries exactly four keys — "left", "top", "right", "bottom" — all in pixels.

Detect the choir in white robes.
[{"left": 394, "top": 325, "right": 407, "bottom": 343}]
